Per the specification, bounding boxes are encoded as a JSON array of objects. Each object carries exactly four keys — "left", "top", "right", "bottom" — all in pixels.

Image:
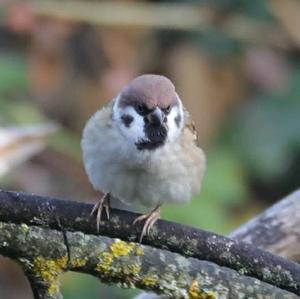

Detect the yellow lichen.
[
  {"left": 142, "top": 275, "right": 158, "bottom": 287},
  {"left": 71, "top": 257, "right": 88, "bottom": 268},
  {"left": 95, "top": 239, "right": 143, "bottom": 280},
  {"left": 33, "top": 255, "right": 67, "bottom": 295},
  {"left": 110, "top": 239, "right": 135, "bottom": 257},
  {"left": 96, "top": 252, "right": 114, "bottom": 274},
  {"left": 135, "top": 246, "right": 144, "bottom": 256},
  {"left": 189, "top": 280, "right": 217, "bottom": 299},
  {"left": 123, "top": 263, "right": 141, "bottom": 276},
  {"left": 207, "top": 291, "right": 217, "bottom": 298}
]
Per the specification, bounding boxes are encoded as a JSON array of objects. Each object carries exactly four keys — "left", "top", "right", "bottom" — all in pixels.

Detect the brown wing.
[{"left": 183, "top": 108, "right": 200, "bottom": 147}]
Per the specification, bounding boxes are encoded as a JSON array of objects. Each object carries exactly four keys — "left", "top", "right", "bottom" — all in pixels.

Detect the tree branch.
[
  {"left": 230, "top": 189, "right": 300, "bottom": 263},
  {"left": 0, "top": 221, "right": 298, "bottom": 299},
  {"left": 21, "top": 261, "right": 63, "bottom": 299},
  {"left": 139, "top": 189, "right": 300, "bottom": 299},
  {"left": 0, "top": 190, "right": 300, "bottom": 296}
]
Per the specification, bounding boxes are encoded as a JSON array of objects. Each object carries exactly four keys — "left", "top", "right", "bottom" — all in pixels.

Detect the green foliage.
[
  {"left": 61, "top": 272, "right": 138, "bottom": 299},
  {"left": 0, "top": 98, "right": 46, "bottom": 125},
  {"left": 232, "top": 72, "right": 300, "bottom": 181},
  {"left": 0, "top": 52, "right": 27, "bottom": 96},
  {"left": 174, "top": 0, "right": 274, "bottom": 20},
  {"left": 0, "top": 52, "right": 33, "bottom": 124},
  {"left": 190, "top": 30, "right": 242, "bottom": 59},
  {"left": 227, "top": 0, "right": 273, "bottom": 20}
]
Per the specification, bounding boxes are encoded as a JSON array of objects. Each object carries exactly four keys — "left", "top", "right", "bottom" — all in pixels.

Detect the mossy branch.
[
  {"left": 0, "top": 189, "right": 300, "bottom": 298},
  {"left": 20, "top": 256, "right": 64, "bottom": 299},
  {"left": 0, "top": 222, "right": 298, "bottom": 299}
]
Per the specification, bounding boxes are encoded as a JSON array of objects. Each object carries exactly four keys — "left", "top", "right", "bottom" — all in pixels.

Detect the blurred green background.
[{"left": 0, "top": 0, "right": 300, "bottom": 298}]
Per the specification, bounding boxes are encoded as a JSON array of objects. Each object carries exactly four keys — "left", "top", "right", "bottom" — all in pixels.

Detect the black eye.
[
  {"left": 135, "top": 103, "right": 147, "bottom": 115},
  {"left": 163, "top": 105, "right": 171, "bottom": 114}
]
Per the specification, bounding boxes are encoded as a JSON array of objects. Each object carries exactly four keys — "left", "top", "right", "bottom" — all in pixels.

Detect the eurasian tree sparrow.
[{"left": 81, "top": 74, "right": 206, "bottom": 241}]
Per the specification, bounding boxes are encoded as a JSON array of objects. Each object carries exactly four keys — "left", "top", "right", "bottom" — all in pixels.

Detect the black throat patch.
[{"left": 135, "top": 123, "right": 167, "bottom": 151}]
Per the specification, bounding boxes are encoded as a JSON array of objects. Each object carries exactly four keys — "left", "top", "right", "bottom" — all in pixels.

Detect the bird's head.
[{"left": 113, "top": 74, "right": 184, "bottom": 151}]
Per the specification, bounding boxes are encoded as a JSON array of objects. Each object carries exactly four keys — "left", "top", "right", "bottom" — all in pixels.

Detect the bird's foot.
[
  {"left": 133, "top": 205, "right": 160, "bottom": 243},
  {"left": 90, "top": 193, "right": 110, "bottom": 232}
]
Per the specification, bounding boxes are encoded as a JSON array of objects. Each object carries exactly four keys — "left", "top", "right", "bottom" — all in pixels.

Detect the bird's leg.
[
  {"left": 133, "top": 205, "right": 161, "bottom": 243},
  {"left": 90, "top": 193, "right": 110, "bottom": 232}
]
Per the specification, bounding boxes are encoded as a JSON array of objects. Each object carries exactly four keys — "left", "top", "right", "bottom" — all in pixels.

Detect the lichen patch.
[
  {"left": 142, "top": 275, "right": 159, "bottom": 287},
  {"left": 71, "top": 257, "right": 88, "bottom": 268},
  {"left": 33, "top": 255, "right": 67, "bottom": 296},
  {"left": 95, "top": 239, "right": 143, "bottom": 279},
  {"left": 110, "top": 239, "right": 135, "bottom": 257},
  {"left": 96, "top": 252, "right": 114, "bottom": 274},
  {"left": 189, "top": 280, "right": 217, "bottom": 299}
]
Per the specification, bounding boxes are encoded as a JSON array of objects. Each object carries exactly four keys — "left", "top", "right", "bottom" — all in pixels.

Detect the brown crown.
[{"left": 119, "top": 74, "right": 178, "bottom": 109}]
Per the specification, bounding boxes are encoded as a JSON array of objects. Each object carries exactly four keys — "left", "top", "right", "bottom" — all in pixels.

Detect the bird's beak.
[{"left": 147, "top": 108, "right": 165, "bottom": 126}]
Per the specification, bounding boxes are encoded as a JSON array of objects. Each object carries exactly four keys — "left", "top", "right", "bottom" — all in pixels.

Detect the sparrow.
[{"left": 81, "top": 74, "right": 206, "bottom": 242}]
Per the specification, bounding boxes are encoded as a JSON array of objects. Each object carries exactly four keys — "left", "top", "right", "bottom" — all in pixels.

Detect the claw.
[
  {"left": 90, "top": 193, "right": 110, "bottom": 232},
  {"left": 133, "top": 205, "right": 160, "bottom": 243}
]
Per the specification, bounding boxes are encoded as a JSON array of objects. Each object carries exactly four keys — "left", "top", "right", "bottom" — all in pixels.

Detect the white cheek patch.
[
  {"left": 113, "top": 98, "right": 147, "bottom": 144},
  {"left": 167, "top": 105, "right": 183, "bottom": 142},
  {"left": 123, "top": 107, "right": 146, "bottom": 142}
]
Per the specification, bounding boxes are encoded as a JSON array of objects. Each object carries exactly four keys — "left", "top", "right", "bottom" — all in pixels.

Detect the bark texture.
[
  {"left": 230, "top": 189, "right": 300, "bottom": 263},
  {"left": 0, "top": 189, "right": 300, "bottom": 298},
  {"left": 0, "top": 221, "right": 298, "bottom": 299}
]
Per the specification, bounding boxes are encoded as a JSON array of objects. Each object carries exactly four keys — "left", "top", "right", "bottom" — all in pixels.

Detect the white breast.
[{"left": 81, "top": 107, "right": 206, "bottom": 208}]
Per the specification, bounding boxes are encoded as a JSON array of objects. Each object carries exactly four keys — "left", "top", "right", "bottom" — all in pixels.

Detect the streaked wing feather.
[{"left": 183, "top": 107, "right": 199, "bottom": 146}]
